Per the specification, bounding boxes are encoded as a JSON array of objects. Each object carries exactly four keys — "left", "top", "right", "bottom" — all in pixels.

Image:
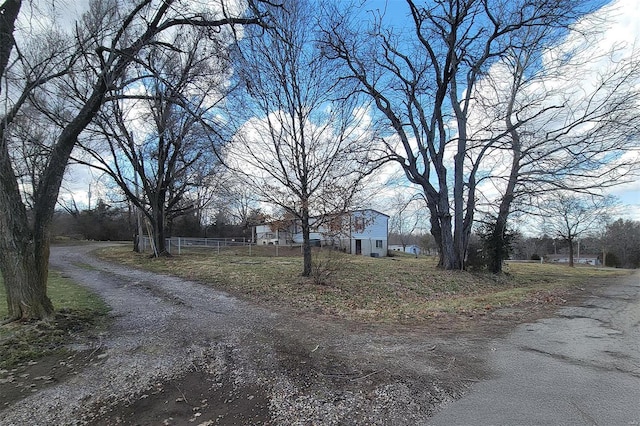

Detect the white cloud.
[{"left": 467, "top": 0, "right": 640, "bottom": 224}]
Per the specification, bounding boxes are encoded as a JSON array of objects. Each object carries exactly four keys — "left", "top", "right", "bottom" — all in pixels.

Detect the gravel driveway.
[{"left": 1, "top": 243, "right": 487, "bottom": 425}]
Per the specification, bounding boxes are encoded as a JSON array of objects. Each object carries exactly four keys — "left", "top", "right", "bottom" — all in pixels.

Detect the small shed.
[{"left": 389, "top": 244, "right": 421, "bottom": 256}]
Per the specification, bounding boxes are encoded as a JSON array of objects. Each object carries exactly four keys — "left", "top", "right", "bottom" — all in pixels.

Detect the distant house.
[
  {"left": 339, "top": 209, "right": 389, "bottom": 257},
  {"left": 389, "top": 244, "right": 421, "bottom": 256},
  {"left": 254, "top": 209, "right": 389, "bottom": 257},
  {"left": 545, "top": 254, "right": 601, "bottom": 265},
  {"left": 254, "top": 223, "right": 297, "bottom": 245}
]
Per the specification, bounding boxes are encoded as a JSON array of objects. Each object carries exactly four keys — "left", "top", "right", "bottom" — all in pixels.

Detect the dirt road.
[{"left": 2, "top": 243, "right": 630, "bottom": 425}]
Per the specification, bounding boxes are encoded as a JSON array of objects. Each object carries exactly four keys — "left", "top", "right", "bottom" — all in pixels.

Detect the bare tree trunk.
[
  {"left": 302, "top": 209, "right": 312, "bottom": 277},
  {"left": 1, "top": 240, "right": 53, "bottom": 320},
  {"left": 151, "top": 196, "right": 168, "bottom": 256},
  {"left": 422, "top": 182, "right": 462, "bottom": 269},
  {"left": 0, "top": 1, "right": 21, "bottom": 83},
  {"left": 438, "top": 214, "right": 460, "bottom": 270},
  {"left": 0, "top": 0, "right": 53, "bottom": 320},
  {"left": 0, "top": 155, "right": 54, "bottom": 319},
  {"left": 489, "top": 215, "right": 508, "bottom": 274},
  {"left": 427, "top": 204, "right": 444, "bottom": 267},
  {"left": 567, "top": 238, "right": 575, "bottom": 267},
  {"left": 489, "top": 153, "right": 520, "bottom": 273}
]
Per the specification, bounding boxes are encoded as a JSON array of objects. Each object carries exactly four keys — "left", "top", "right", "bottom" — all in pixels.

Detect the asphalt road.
[{"left": 428, "top": 271, "right": 640, "bottom": 426}]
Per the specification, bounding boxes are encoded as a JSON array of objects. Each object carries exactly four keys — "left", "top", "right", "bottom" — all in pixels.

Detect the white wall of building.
[{"left": 254, "top": 209, "right": 389, "bottom": 256}]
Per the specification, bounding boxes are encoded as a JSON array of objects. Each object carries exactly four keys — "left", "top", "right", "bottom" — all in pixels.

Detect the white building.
[
  {"left": 254, "top": 209, "right": 389, "bottom": 257},
  {"left": 340, "top": 209, "right": 389, "bottom": 257},
  {"left": 254, "top": 223, "right": 297, "bottom": 245},
  {"left": 389, "top": 244, "right": 421, "bottom": 256},
  {"left": 545, "top": 254, "right": 601, "bottom": 265}
]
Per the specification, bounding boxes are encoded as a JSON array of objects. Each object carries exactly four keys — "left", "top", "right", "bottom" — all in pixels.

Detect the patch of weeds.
[
  {"left": 0, "top": 271, "right": 110, "bottom": 369},
  {"left": 310, "top": 248, "right": 351, "bottom": 286},
  {"left": 0, "top": 320, "right": 65, "bottom": 368},
  {"left": 0, "top": 309, "right": 108, "bottom": 369}
]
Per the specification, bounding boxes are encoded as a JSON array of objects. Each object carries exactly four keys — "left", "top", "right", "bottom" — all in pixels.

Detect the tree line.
[{"left": 1, "top": 0, "right": 639, "bottom": 320}]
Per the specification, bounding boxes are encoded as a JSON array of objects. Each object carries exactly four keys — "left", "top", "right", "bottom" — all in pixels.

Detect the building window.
[{"left": 376, "top": 240, "right": 383, "bottom": 248}]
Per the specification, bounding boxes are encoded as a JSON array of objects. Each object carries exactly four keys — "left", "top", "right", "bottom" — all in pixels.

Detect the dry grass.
[
  {"left": 0, "top": 271, "right": 110, "bottom": 368},
  {"left": 96, "top": 246, "right": 630, "bottom": 324}
]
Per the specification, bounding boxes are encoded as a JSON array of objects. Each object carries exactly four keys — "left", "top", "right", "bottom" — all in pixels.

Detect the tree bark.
[
  {"left": 438, "top": 212, "right": 460, "bottom": 270},
  {"left": 0, "top": 202, "right": 55, "bottom": 320},
  {"left": 0, "top": 0, "right": 53, "bottom": 317},
  {"left": 0, "top": 0, "right": 21, "bottom": 88},
  {"left": 0, "top": 143, "right": 54, "bottom": 319},
  {"left": 489, "top": 215, "right": 508, "bottom": 274},
  {"left": 153, "top": 196, "right": 168, "bottom": 256},
  {"left": 0, "top": 240, "right": 53, "bottom": 320},
  {"left": 567, "top": 237, "right": 575, "bottom": 267},
  {"left": 302, "top": 209, "right": 312, "bottom": 277},
  {"left": 488, "top": 148, "right": 520, "bottom": 273},
  {"left": 489, "top": 178, "right": 518, "bottom": 273}
]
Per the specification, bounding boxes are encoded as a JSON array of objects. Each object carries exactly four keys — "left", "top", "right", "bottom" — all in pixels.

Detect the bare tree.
[
  {"left": 388, "top": 192, "right": 422, "bottom": 251},
  {"left": 540, "top": 193, "right": 614, "bottom": 267},
  {"left": 228, "top": 0, "right": 377, "bottom": 276},
  {"left": 470, "top": 17, "right": 640, "bottom": 273},
  {"left": 322, "top": 0, "right": 602, "bottom": 270},
  {"left": 75, "top": 27, "right": 227, "bottom": 255},
  {"left": 209, "top": 174, "right": 262, "bottom": 231},
  {"left": 0, "top": 0, "right": 264, "bottom": 320}
]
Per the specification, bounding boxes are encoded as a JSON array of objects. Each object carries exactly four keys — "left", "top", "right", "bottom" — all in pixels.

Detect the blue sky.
[
  {"left": 355, "top": 0, "right": 640, "bottom": 222},
  {"left": 54, "top": 0, "right": 639, "bottom": 223}
]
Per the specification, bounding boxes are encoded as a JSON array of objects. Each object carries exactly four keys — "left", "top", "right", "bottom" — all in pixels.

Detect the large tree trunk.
[
  {"left": 0, "top": 149, "right": 53, "bottom": 319},
  {"left": 489, "top": 215, "right": 508, "bottom": 274},
  {"left": 0, "top": 1, "right": 21, "bottom": 85},
  {"left": 0, "top": 93, "right": 54, "bottom": 319},
  {"left": 488, "top": 169, "right": 519, "bottom": 273},
  {"left": 423, "top": 182, "right": 463, "bottom": 270},
  {"left": 1, "top": 84, "right": 108, "bottom": 321},
  {"left": 438, "top": 213, "right": 461, "bottom": 270},
  {"left": 428, "top": 207, "right": 463, "bottom": 270},
  {"left": 426, "top": 203, "right": 444, "bottom": 267},
  {"left": 152, "top": 199, "right": 168, "bottom": 256},
  {"left": 436, "top": 185, "right": 462, "bottom": 270},
  {"left": 1, "top": 240, "right": 53, "bottom": 320}
]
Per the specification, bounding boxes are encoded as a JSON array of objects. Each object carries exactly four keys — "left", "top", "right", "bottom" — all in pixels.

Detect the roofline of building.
[{"left": 253, "top": 208, "right": 389, "bottom": 226}]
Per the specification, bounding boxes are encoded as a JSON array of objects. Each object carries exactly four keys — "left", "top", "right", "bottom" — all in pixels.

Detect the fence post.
[{"left": 178, "top": 237, "right": 181, "bottom": 255}]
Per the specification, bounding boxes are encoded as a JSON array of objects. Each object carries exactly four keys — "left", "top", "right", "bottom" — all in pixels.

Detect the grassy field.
[
  {"left": 0, "top": 271, "right": 110, "bottom": 368},
  {"left": 96, "top": 245, "right": 630, "bottom": 324}
]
